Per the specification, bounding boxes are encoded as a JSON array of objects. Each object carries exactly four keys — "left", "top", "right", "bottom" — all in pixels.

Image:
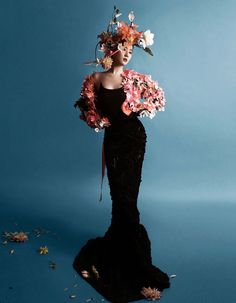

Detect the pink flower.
[{"left": 120, "top": 69, "right": 166, "bottom": 117}]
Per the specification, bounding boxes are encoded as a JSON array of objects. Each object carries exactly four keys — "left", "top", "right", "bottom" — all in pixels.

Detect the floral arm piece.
[
  {"left": 74, "top": 74, "right": 111, "bottom": 132},
  {"left": 121, "top": 69, "right": 166, "bottom": 120},
  {"left": 139, "top": 74, "right": 166, "bottom": 119}
]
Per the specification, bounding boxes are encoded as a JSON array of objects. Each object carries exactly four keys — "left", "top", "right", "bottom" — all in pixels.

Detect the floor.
[{"left": 1, "top": 182, "right": 236, "bottom": 303}]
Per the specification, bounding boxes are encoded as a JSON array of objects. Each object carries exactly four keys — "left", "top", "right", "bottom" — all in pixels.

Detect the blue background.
[{"left": 1, "top": 0, "right": 236, "bottom": 302}]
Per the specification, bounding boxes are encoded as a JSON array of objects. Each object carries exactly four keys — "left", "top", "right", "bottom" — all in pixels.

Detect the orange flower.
[{"left": 116, "top": 21, "right": 142, "bottom": 46}]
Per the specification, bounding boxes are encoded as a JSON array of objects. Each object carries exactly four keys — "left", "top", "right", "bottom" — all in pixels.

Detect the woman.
[{"left": 73, "top": 7, "right": 170, "bottom": 302}]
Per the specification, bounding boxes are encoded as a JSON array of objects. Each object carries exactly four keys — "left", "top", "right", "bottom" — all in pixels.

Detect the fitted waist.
[{"left": 104, "top": 116, "right": 146, "bottom": 139}]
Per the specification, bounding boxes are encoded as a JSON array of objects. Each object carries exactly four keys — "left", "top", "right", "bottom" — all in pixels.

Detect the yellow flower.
[
  {"left": 101, "top": 56, "right": 113, "bottom": 70},
  {"left": 38, "top": 246, "right": 48, "bottom": 254}
]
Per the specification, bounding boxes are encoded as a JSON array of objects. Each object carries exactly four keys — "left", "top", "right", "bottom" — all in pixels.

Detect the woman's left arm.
[{"left": 138, "top": 74, "right": 166, "bottom": 119}]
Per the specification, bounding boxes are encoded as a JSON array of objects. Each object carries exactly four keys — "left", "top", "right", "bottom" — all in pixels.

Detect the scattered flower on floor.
[
  {"left": 38, "top": 246, "right": 49, "bottom": 254},
  {"left": 141, "top": 286, "right": 161, "bottom": 301},
  {"left": 3, "top": 231, "right": 29, "bottom": 242}
]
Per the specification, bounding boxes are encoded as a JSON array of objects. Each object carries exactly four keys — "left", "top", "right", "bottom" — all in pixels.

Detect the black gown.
[{"left": 73, "top": 82, "right": 170, "bottom": 302}]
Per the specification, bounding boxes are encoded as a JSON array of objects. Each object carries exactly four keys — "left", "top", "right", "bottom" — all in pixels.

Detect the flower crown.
[{"left": 84, "top": 6, "right": 155, "bottom": 70}]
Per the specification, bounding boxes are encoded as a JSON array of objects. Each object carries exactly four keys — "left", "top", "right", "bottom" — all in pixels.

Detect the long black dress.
[{"left": 73, "top": 82, "right": 170, "bottom": 302}]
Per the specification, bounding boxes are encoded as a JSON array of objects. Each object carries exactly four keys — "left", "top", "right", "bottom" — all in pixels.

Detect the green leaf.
[{"left": 144, "top": 47, "right": 154, "bottom": 56}]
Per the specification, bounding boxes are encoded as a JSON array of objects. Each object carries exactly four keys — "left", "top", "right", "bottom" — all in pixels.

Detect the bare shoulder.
[{"left": 91, "top": 72, "right": 105, "bottom": 91}]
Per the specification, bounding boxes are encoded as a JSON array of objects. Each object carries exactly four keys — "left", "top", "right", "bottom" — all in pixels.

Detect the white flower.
[
  {"left": 99, "top": 120, "right": 105, "bottom": 128},
  {"left": 117, "top": 43, "right": 123, "bottom": 51},
  {"left": 139, "top": 110, "right": 150, "bottom": 118},
  {"left": 115, "top": 13, "right": 122, "bottom": 18},
  {"left": 149, "top": 111, "right": 156, "bottom": 119},
  {"left": 128, "top": 11, "right": 135, "bottom": 22},
  {"left": 141, "top": 30, "right": 154, "bottom": 48},
  {"left": 114, "top": 21, "right": 120, "bottom": 31},
  {"left": 81, "top": 270, "right": 90, "bottom": 278},
  {"left": 99, "top": 44, "right": 107, "bottom": 53}
]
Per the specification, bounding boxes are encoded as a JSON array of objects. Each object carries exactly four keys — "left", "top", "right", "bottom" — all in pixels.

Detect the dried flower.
[
  {"left": 141, "top": 286, "right": 161, "bottom": 301},
  {"left": 38, "top": 246, "right": 49, "bottom": 254},
  {"left": 3, "top": 231, "right": 29, "bottom": 242}
]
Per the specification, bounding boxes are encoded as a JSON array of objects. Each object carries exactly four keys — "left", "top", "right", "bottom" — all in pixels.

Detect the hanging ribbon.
[{"left": 99, "top": 141, "right": 106, "bottom": 202}]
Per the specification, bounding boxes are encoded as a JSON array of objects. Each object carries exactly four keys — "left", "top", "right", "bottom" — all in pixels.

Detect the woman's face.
[{"left": 112, "top": 44, "right": 133, "bottom": 65}]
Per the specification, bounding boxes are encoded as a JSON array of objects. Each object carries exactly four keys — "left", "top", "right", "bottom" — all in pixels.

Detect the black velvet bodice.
[{"left": 96, "top": 82, "right": 137, "bottom": 124}]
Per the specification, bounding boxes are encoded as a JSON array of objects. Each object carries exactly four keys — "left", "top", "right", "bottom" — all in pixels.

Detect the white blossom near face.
[{"left": 141, "top": 30, "right": 154, "bottom": 48}]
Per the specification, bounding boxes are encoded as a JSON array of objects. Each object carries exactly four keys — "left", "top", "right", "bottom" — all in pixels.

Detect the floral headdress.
[{"left": 84, "top": 6, "right": 155, "bottom": 70}]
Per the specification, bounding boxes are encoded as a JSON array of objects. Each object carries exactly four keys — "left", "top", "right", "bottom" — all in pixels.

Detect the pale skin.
[{"left": 92, "top": 44, "right": 134, "bottom": 116}]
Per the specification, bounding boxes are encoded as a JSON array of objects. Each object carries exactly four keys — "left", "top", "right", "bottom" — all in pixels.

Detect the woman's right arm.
[{"left": 74, "top": 73, "right": 111, "bottom": 131}]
